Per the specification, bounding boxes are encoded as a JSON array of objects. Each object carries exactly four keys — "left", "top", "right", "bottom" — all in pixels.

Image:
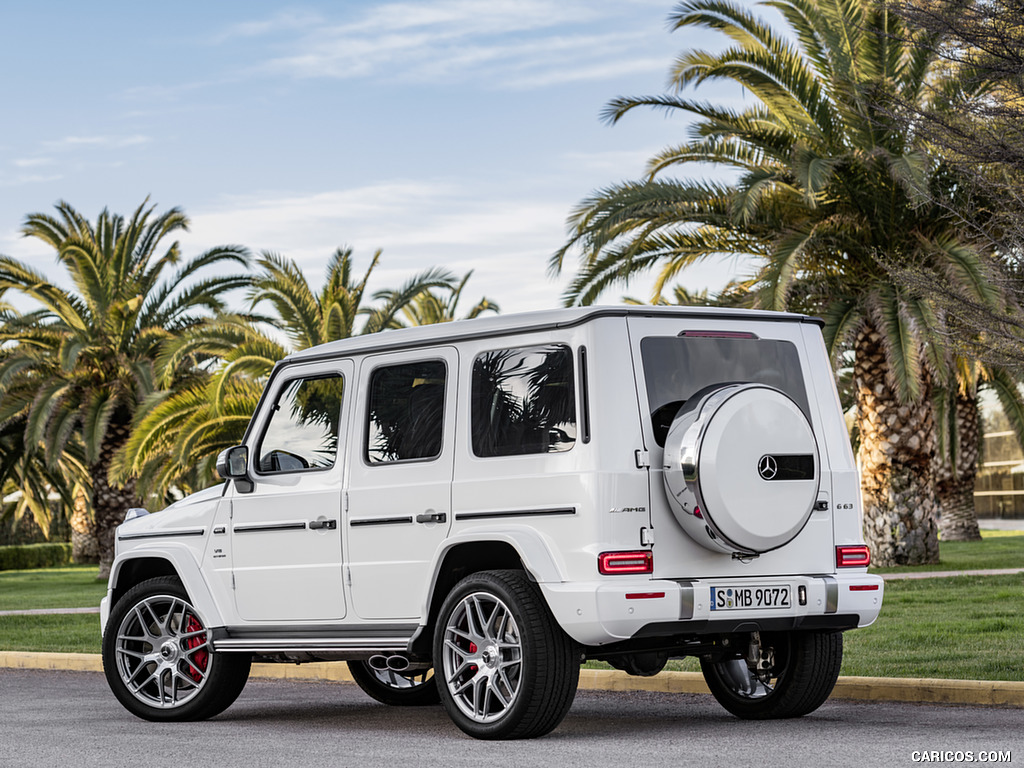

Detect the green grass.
[
  {"left": 871, "top": 532, "right": 1024, "bottom": 574},
  {"left": 0, "top": 565, "right": 106, "bottom": 611},
  {"left": 0, "top": 614, "right": 101, "bottom": 653},
  {"left": 841, "top": 574, "right": 1024, "bottom": 681}
]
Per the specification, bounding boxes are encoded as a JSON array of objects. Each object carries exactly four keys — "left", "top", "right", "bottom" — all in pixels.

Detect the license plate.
[{"left": 711, "top": 585, "right": 791, "bottom": 611}]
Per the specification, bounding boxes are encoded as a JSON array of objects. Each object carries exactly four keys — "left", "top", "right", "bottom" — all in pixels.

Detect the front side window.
[
  {"left": 641, "top": 335, "right": 809, "bottom": 446},
  {"left": 472, "top": 344, "right": 576, "bottom": 458},
  {"left": 366, "top": 360, "right": 446, "bottom": 464},
  {"left": 257, "top": 374, "right": 345, "bottom": 473}
]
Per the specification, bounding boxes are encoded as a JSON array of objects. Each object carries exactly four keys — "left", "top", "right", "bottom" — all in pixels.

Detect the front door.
[
  {"left": 229, "top": 360, "right": 352, "bottom": 622},
  {"left": 346, "top": 349, "right": 457, "bottom": 620}
]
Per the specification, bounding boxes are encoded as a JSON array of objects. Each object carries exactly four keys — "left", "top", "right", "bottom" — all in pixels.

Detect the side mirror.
[{"left": 216, "top": 445, "right": 249, "bottom": 479}]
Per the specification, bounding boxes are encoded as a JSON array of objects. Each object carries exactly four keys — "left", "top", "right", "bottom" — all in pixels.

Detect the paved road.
[{"left": 1, "top": 669, "right": 1020, "bottom": 768}]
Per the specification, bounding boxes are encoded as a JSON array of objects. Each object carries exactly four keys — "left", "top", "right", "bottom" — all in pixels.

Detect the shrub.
[{"left": 0, "top": 543, "right": 72, "bottom": 571}]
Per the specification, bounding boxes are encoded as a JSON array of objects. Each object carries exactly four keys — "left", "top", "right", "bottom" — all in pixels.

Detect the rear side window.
[
  {"left": 472, "top": 344, "right": 576, "bottom": 457},
  {"left": 257, "top": 374, "right": 345, "bottom": 473},
  {"left": 641, "top": 335, "right": 809, "bottom": 446},
  {"left": 366, "top": 360, "right": 446, "bottom": 464}
]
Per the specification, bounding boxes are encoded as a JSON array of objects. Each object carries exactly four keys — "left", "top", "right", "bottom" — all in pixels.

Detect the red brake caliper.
[{"left": 184, "top": 614, "right": 209, "bottom": 682}]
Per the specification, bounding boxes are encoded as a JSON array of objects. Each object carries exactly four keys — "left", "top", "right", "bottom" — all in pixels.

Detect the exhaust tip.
[{"left": 368, "top": 654, "right": 390, "bottom": 672}]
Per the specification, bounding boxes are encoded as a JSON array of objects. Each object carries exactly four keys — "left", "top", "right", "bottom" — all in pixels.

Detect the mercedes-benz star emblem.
[{"left": 758, "top": 454, "right": 778, "bottom": 480}]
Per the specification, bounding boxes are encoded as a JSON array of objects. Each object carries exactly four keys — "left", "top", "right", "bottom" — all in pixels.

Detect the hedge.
[{"left": 0, "top": 543, "right": 72, "bottom": 571}]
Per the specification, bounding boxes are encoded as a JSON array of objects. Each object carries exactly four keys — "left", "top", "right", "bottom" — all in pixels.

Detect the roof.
[{"left": 283, "top": 305, "right": 821, "bottom": 365}]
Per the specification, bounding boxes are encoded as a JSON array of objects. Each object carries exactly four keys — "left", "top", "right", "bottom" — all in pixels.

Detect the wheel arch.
[
  {"left": 408, "top": 529, "right": 565, "bottom": 657},
  {"left": 108, "top": 546, "right": 224, "bottom": 630}
]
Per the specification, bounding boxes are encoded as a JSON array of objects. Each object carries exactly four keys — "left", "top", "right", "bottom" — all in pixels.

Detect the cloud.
[
  {"left": 224, "top": 0, "right": 671, "bottom": 89},
  {"left": 12, "top": 157, "right": 55, "bottom": 168},
  {"left": 186, "top": 181, "right": 571, "bottom": 312},
  {"left": 41, "top": 135, "right": 152, "bottom": 151},
  {"left": 0, "top": 172, "right": 63, "bottom": 188}
]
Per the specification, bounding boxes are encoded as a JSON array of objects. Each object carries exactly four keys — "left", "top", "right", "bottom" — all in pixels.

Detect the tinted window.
[
  {"left": 472, "top": 344, "right": 576, "bottom": 457},
  {"left": 257, "top": 374, "right": 345, "bottom": 472},
  {"left": 640, "top": 336, "right": 809, "bottom": 446},
  {"left": 366, "top": 361, "right": 446, "bottom": 463}
]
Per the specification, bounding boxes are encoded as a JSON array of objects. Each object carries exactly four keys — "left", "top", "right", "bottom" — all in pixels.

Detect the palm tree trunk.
[
  {"left": 935, "top": 391, "right": 983, "bottom": 542},
  {"left": 92, "top": 424, "right": 142, "bottom": 579},
  {"left": 855, "top": 324, "right": 940, "bottom": 566},
  {"left": 70, "top": 487, "right": 99, "bottom": 564}
]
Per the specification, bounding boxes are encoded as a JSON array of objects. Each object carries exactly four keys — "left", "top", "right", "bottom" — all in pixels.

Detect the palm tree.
[
  {"left": 933, "top": 363, "right": 1024, "bottom": 541},
  {"left": 390, "top": 270, "right": 499, "bottom": 326},
  {"left": 118, "top": 248, "right": 460, "bottom": 499},
  {"left": 0, "top": 200, "right": 250, "bottom": 576},
  {"left": 552, "top": 0, "right": 1002, "bottom": 565}
]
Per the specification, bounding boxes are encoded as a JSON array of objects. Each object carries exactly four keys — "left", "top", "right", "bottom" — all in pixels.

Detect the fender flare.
[
  {"left": 108, "top": 544, "right": 225, "bottom": 629},
  {"left": 411, "top": 526, "right": 568, "bottom": 645}
]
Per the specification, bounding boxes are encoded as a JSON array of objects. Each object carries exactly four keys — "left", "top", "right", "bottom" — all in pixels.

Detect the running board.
[{"left": 213, "top": 636, "right": 411, "bottom": 654}]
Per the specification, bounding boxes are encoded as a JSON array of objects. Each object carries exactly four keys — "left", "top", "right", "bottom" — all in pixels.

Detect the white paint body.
[{"left": 102, "top": 307, "right": 883, "bottom": 652}]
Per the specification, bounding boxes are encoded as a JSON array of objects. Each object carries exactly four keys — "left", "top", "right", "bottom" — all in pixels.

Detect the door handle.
[
  {"left": 415, "top": 512, "right": 447, "bottom": 524},
  {"left": 308, "top": 519, "right": 338, "bottom": 530}
]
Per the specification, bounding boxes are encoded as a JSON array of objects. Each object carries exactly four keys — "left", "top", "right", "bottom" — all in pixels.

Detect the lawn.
[
  {"left": 1, "top": 537, "right": 1023, "bottom": 680},
  {"left": 871, "top": 530, "right": 1024, "bottom": 574},
  {"left": 0, "top": 565, "right": 106, "bottom": 611}
]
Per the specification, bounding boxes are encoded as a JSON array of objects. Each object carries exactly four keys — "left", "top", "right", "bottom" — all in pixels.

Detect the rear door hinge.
[
  {"left": 640, "top": 527, "right": 654, "bottom": 546},
  {"left": 634, "top": 449, "right": 650, "bottom": 469}
]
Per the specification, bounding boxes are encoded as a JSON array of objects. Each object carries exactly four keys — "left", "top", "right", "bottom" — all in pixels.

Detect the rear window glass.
[
  {"left": 640, "top": 336, "right": 809, "bottom": 446},
  {"left": 471, "top": 344, "right": 576, "bottom": 457}
]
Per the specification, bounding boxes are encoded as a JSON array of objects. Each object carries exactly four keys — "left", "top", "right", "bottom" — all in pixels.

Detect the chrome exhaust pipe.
[
  {"left": 386, "top": 655, "right": 410, "bottom": 672},
  {"left": 368, "top": 654, "right": 390, "bottom": 672}
]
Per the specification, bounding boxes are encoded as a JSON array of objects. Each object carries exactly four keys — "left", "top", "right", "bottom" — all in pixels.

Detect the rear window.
[
  {"left": 471, "top": 344, "right": 576, "bottom": 457},
  {"left": 640, "top": 335, "right": 810, "bottom": 446}
]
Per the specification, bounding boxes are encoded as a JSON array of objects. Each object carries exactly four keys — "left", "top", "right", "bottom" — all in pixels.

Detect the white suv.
[{"left": 100, "top": 306, "right": 882, "bottom": 739}]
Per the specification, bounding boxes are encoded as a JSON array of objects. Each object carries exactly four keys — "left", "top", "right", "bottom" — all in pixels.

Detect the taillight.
[
  {"left": 598, "top": 551, "right": 653, "bottom": 575},
  {"left": 836, "top": 545, "right": 871, "bottom": 568}
]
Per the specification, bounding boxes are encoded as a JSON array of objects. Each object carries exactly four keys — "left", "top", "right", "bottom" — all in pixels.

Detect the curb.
[{"left": 3, "top": 652, "right": 1022, "bottom": 708}]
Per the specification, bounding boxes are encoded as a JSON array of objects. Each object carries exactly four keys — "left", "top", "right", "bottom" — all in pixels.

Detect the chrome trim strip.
[
  {"left": 349, "top": 516, "right": 414, "bottom": 527},
  {"left": 118, "top": 528, "right": 205, "bottom": 541},
  {"left": 822, "top": 575, "right": 838, "bottom": 614},
  {"left": 233, "top": 522, "right": 307, "bottom": 534},
  {"left": 213, "top": 637, "right": 410, "bottom": 652},
  {"left": 455, "top": 507, "right": 576, "bottom": 521},
  {"left": 675, "top": 580, "right": 695, "bottom": 620}
]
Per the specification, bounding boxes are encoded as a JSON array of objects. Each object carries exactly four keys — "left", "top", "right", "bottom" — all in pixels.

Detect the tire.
[
  {"left": 433, "top": 569, "right": 580, "bottom": 740},
  {"left": 347, "top": 658, "right": 441, "bottom": 706},
  {"left": 701, "top": 630, "right": 843, "bottom": 719},
  {"left": 102, "top": 576, "right": 251, "bottom": 721}
]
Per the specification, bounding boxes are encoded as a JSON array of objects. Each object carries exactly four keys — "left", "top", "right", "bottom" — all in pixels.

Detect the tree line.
[{"left": 3, "top": 0, "right": 1023, "bottom": 575}]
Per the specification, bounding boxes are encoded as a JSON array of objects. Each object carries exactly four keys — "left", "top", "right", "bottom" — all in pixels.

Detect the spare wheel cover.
[{"left": 663, "top": 383, "right": 819, "bottom": 554}]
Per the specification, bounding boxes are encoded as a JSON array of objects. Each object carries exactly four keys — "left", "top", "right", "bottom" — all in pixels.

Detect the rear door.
[{"left": 345, "top": 348, "right": 457, "bottom": 620}]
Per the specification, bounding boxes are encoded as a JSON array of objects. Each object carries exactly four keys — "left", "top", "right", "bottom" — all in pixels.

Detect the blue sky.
[{"left": 0, "top": 0, "right": 743, "bottom": 314}]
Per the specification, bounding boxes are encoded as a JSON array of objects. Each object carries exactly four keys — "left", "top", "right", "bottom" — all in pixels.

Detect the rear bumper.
[{"left": 540, "top": 572, "right": 883, "bottom": 646}]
